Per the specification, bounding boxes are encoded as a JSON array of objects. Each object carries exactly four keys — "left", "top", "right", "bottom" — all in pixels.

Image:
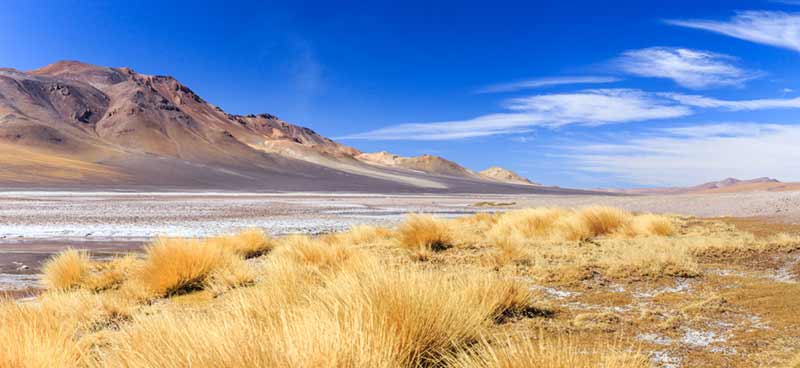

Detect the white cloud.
[
  {"left": 477, "top": 76, "right": 621, "bottom": 93},
  {"left": 340, "top": 89, "right": 691, "bottom": 140},
  {"left": 659, "top": 122, "right": 784, "bottom": 138},
  {"left": 615, "top": 47, "right": 759, "bottom": 89},
  {"left": 662, "top": 93, "right": 800, "bottom": 110},
  {"left": 566, "top": 123, "right": 800, "bottom": 186},
  {"left": 666, "top": 11, "right": 800, "bottom": 52},
  {"left": 504, "top": 89, "right": 692, "bottom": 125}
]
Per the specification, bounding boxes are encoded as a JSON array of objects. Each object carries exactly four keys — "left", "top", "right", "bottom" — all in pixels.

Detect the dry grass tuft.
[
  {"left": 620, "top": 214, "right": 677, "bottom": 237},
  {"left": 41, "top": 249, "right": 91, "bottom": 290},
  {"left": 575, "top": 206, "right": 632, "bottom": 237},
  {"left": 83, "top": 254, "right": 139, "bottom": 292},
  {"left": 207, "top": 228, "right": 275, "bottom": 258},
  {"left": 449, "top": 334, "right": 649, "bottom": 368},
  {"left": 91, "top": 260, "right": 546, "bottom": 368},
  {"left": 486, "top": 207, "right": 675, "bottom": 245},
  {"left": 271, "top": 234, "right": 370, "bottom": 276},
  {"left": 336, "top": 224, "right": 394, "bottom": 245},
  {"left": 134, "top": 237, "right": 233, "bottom": 297},
  {"left": 397, "top": 214, "right": 455, "bottom": 259},
  {"left": 0, "top": 290, "right": 135, "bottom": 368}
]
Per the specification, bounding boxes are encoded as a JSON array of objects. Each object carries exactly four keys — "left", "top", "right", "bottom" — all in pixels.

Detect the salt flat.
[
  {"left": 2, "top": 190, "right": 799, "bottom": 292},
  {"left": 3, "top": 190, "right": 800, "bottom": 242}
]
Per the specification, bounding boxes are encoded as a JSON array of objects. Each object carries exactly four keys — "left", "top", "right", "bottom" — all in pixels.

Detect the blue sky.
[{"left": 2, "top": 0, "right": 799, "bottom": 188}]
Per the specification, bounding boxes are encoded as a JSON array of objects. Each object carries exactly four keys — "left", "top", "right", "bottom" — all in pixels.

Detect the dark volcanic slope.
[{"left": 0, "top": 61, "right": 595, "bottom": 194}]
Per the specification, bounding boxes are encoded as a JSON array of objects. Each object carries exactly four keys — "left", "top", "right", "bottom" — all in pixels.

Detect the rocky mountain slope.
[{"left": 0, "top": 61, "right": 580, "bottom": 193}]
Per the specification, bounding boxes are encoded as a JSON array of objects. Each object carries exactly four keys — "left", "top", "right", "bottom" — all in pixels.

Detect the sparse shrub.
[{"left": 42, "top": 249, "right": 91, "bottom": 290}]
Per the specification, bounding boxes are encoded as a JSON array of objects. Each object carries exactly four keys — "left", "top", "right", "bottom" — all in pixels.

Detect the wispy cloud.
[
  {"left": 566, "top": 123, "right": 800, "bottom": 186},
  {"left": 503, "top": 89, "right": 691, "bottom": 125},
  {"left": 477, "top": 76, "right": 621, "bottom": 93},
  {"left": 662, "top": 93, "right": 800, "bottom": 110},
  {"left": 770, "top": 1, "right": 800, "bottom": 6},
  {"left": 666, "top": 11, "right": 800, "bottom": 52},
  {"left": 340, "top": 89, "right": 690, "bottom": 140},
  {"left": 615, "top": 47, "right": 759, "bottom": 89}
]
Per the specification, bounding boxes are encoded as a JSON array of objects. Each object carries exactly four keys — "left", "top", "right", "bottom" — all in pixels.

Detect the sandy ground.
[{"left": 2, "top": 190, "right": 799, "bottom": 291}]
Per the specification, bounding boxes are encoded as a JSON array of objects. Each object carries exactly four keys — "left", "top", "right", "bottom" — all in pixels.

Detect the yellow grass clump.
[
  {"left": 575, "top": 206, "right": 632, "bottom": 237},
  {"left": 0, "top": 290, "right": 134, "bottom": 368},
  {"left": 89, "top": 258, "right": 543, "bottom": 368},
  {"left": 134, "top": 237, "right": 250, "bottom": 297},
  {"left": 271, "top": 234, "right": 371, "bottom": 276},
  {"left": 41, "top": 249, "right": 91, "bottom": 290},
  {"left": 486, "top": 207, "right": 675, "bottom": 247},
  {"left": 83, "top": 254, "right": 139, "bottom": 292},
  {"left": 397, "top": 214, "right": 455, "bottom": 259},
  {"left": 333, "top": 224, "right": 394, "bottom": 245},
  {"left": 207, "top": 228, "right": 275, "bottom": 258}
]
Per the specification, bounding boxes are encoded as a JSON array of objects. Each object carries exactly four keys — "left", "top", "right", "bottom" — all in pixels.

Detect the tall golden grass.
[
  {"left": 206, "top": 228, "right": 275, "bottom": 258},
  {"left": 449, "top": 334, "right": 648, "bottom": 368},
  {"left": 486, "top": 206, "right": 675, "bottom": 245},
  {"left": 11, "top": 207, "right": 799, "bottom": 368},
  {"left": 397, "top": 214, "right": 455, "bottom": 259},
  {"left": 89, "top": 259, "right": 540, "bottom": 368},
  {"left": 41, "top": 249, "right": 91, "bottom": 290}
]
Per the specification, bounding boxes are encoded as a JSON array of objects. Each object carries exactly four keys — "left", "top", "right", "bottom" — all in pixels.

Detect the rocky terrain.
[{"left": 0, "top": 61, "right": 570, "bottom": 194}]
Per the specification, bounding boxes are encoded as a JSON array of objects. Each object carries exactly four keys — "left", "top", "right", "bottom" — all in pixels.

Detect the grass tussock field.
[{"left": 3, "top": 206, "right": 800, "bottom": 368}]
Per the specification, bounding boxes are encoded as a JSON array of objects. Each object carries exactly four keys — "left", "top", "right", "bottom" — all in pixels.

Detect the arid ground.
[{"left": 1, "top": 191, "right": 800, "bottom": 367}]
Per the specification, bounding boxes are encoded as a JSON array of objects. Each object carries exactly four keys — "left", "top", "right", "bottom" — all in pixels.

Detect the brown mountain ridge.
[{"left": 0, "top": 60, "right": 583, "bottom": 194}]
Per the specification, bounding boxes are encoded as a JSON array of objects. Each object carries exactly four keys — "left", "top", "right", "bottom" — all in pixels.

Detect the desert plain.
[{"left": 1, "top": 189, "right": 799, "bottom": 367}]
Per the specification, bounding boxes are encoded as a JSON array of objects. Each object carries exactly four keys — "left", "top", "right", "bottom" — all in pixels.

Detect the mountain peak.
[{"left": 0, "top": 60, "right": 566, "bottom": 193}]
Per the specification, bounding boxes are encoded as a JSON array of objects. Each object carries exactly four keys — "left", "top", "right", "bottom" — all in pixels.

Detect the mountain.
[
  {"left": 604, "top": 177, "right": 800, "bottom": 195},
  {"left": 479, "top": 167, "right": 540, "bottom": 186},
  {"left": 357, "top": 151, "right": 480, "bottom": 178},
  {"left": 0, "top": 60, "right": 587, "bottom": 194}
]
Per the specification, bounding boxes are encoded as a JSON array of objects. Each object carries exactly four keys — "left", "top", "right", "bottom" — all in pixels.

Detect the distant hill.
[
  {"left": 479, "top": 167, "right": 540, "bottom": 186},
  {"left": 604, "top": 177, "right": 800, "bottom": 195},
  {"left": 0, "top": 60, "right": 583, "bottom": 194}
]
